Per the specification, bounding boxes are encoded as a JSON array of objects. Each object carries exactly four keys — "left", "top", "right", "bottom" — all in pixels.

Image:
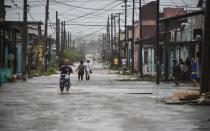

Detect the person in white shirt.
[{"left": 85, "top": 60, "right": 92, "bottom": 80}]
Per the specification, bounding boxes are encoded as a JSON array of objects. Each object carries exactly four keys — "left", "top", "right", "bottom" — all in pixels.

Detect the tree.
[{"left": 63, "top": 48, "right": 85, "bottom": 64}]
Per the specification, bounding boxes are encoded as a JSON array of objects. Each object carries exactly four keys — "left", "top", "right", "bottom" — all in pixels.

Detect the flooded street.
[
  {"left": 1, "top": 0, "right": 210, "bottom": 130},
  {"left": 0, "top": 64, "right": 210, "bottom": 131}
]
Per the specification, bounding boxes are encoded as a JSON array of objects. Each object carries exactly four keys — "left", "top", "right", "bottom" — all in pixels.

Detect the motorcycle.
[{"left": 60, "top": 74, "right": 71, "bottom": 93}]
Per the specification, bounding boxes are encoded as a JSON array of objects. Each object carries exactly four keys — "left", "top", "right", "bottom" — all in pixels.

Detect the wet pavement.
[{"left": 0, "top": 64, "right": 210, "bottom": 131}]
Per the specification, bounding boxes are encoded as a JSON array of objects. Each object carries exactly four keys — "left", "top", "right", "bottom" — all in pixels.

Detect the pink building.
[
  {"left": 134, "top": 1, "right": 157, "bottom": 73},
  {"left": 133, "top": 1, "right": 186, "bottom": 75}
]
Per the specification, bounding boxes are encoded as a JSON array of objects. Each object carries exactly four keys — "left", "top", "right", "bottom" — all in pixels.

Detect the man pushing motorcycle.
[{"left": 60, "top": 59, "right": 73, "bottom": 93}]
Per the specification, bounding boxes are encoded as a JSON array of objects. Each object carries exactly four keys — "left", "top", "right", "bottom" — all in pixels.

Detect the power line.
[
  {"left": 10, "top": 0, "right": 23, "bottom": 10},
  {"left": 61, "top": 0, "right": 92, "bottom": 14},
  {"left": 50, "top": 1, "right": 118, "bottom": 11},
  {"left": 65, "top": 0, "right": 121, "bottom": 22},
  {"left": 28, "top": 10, "right": 36, "bottom": 21},
  {"left": 77, "top": 26, "right": 106, "bottom": 39},
  {"left": 49, "top": 23, "right": 108, "bottom": 27}
]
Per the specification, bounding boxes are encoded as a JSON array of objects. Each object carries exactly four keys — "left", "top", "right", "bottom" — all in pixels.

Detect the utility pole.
[
  {"left": 102, "top": 33, "right": 105, "bottom": 59},
  {"left": 56, "top": 11, "right": 60, "bottom": 65},
  {"left": 0, "top": 0, "right": 5, "bottom": 69},
  {"left": 43, "top": 0, "right": 49, "bottom": 72},
  {"left": 115, "top": 13, "right": 122, "bottom": 62},
  {"left": 61, "top": 21, "right": 64, "bottom": 60},
  {"left": 48, "top": 36, "right": 52, "bottom": 63},
  {"left": 107, "top": 15, "right": 111, "bottom": 61},
  {"left": 68, "top": 31, "right": 70, "bottom": 47},
  {"left": 64, "top": 21, "right": 66, "bottom": 48},
  {"left": 124, "top": 0, "right": 128, "bottom": 65},
  {"left": 118, "top": 14, "right": 121, "bottom": 61},
  {"left": 111, "top": 14, "right": 114, "bottom": 63},
  {"left": 164, "top": 22, "right": 170, "bottom": 81},
  {"left": 38, "top": 24, "right": 42, "bottom": 39},
  {"left": 131, "top": 0, "right": 135, "bottom": 70},
  {"left": 70, "top": 33, "right": 72, "bottom": 48},
  {"left": 155, "top": 0, "right": 160, "bottom": 84},
  {"left": 44, "top": 0, "right": 49, "bottom": 37},
  {"left": 22, "top": 0, "right": 28, "bottom": 75},
  {"left": 60, "top": 21, "right": 63, "bottom": 60},
  {"left": 138, "top": 0, "right": 143, "bottom": 77},
  {"left": 114, "top": 15, "right": 117, "bottom": 54},
  {"left": 58, "top": 19, "right": 61, "bottom": 64},
  {"left": 201, "top": 0, "right": 210, "bottom": 93}
]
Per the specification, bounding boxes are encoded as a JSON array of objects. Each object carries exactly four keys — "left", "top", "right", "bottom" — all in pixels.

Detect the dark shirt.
[
  {"left": 60, "top": 65, "right": 73, "bottom": 75},
  {"left": 77, "top": 64, "right": 85, "bottom": 74}
]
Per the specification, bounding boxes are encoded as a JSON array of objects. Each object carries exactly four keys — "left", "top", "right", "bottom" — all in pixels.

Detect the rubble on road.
[
  {"left": 162, "top": 90, "right": 210, "bottom": 105},
  {"left": 170, "top": 90, "right": 200, "bottom": 101},
  {"left": 197, "top": 92, "right": 210, "bottom": 105}
]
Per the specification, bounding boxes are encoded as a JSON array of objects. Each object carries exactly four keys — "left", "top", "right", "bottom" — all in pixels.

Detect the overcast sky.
[{"left": 5, "top": 0, "right": 199, "bottom": 42}]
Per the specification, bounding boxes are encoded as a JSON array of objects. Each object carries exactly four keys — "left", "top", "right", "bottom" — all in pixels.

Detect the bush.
[
  {"left": 6, "top": 75, "right": 13, "bottom": 82},
  {"left": 136, "top": 75, "right": 155, "bottom": 82},
  {"left": 28, "top": 67, "right": 58, "bottom": 77},
  {"left": 31, "top": 70, "right": 41, "bottom": 77},
  {"left": 46, "top": 67, "right": 57, "bottom": 75}
]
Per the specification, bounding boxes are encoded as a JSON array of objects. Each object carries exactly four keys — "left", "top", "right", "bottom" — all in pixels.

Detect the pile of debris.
[
  {"left": 197, "top": 92, "right": 210, "bottom": 105},
  {"left": 165, "top": 90, "right": 199, "bottom": 102},
  {"left": 163, "top": 90, "right": 210, "bottom": 105}
]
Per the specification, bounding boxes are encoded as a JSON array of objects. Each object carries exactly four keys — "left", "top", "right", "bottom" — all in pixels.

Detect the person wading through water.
[
  {"left": 76, "top": 61, "right": 85, "bottom": 81},
  {"left": 85, "top": 60, "right": 92, "bottom": 80}
]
